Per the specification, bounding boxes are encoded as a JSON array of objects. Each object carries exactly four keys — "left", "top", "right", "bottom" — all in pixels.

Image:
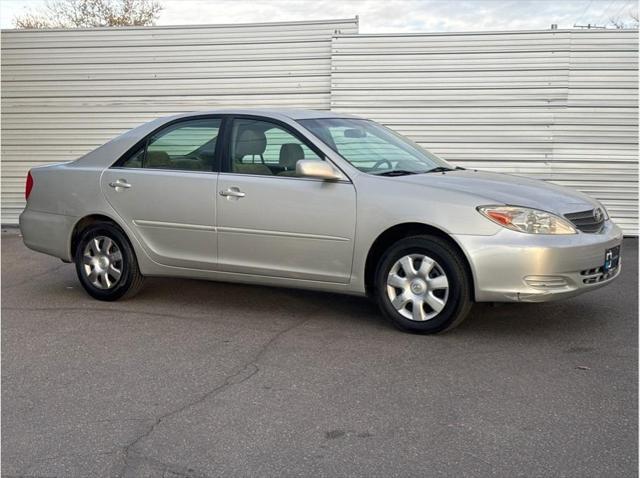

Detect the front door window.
[{"left": 229, "top": 118, "right": 321, "bottom": 176}]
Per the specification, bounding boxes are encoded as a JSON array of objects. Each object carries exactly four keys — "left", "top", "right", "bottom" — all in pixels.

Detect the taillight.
[{"left": 25, "top": 171, "right": 34, "bottom": 201}]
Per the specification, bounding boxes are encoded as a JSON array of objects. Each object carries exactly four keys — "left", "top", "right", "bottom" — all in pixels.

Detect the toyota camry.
[{"left": 19, "top": 109, "right": 623, "bottom": 333}]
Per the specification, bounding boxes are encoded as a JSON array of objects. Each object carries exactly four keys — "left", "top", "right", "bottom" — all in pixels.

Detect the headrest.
[
  {"left": 279, "top": 143, "right": 304, "bottom": 170},
  {"left": 146, "top": 150, "right": 171, "bottom": 167},
  {"left": 235, "top": 128, "right": 266, "bottom": 159}
]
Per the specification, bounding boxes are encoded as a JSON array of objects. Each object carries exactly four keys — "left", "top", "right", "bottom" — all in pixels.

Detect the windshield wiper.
[
  {"left": 424, "top": 166, "right": 455, "bottom": 173},
  {"left": 376, "top": 166, "right": 461, "bottom": 176},
  {"left": 375, "top": 170, "right": 420, "bottom": 176}
]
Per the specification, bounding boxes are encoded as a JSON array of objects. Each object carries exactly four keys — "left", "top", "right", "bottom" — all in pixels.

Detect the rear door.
[{"left": 101, "top": 117, "right": 222, "bottom": 270}]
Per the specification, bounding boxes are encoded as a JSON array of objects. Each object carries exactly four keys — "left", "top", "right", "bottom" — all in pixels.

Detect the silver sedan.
[{"left": 19, "top": 109, "right": 623, "bottom": 333}]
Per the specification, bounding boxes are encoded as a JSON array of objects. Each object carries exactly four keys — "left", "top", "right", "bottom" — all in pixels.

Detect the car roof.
[{"left": 161, "top": 108, "right": 361, "bottom": 122}]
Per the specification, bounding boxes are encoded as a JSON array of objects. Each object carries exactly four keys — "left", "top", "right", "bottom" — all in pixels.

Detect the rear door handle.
[
  {"left": 219, "top": 188, "right": 245, "bottom": 198},
  {"left": 109, "top": 179, "right": 131, "bottom": 189}
]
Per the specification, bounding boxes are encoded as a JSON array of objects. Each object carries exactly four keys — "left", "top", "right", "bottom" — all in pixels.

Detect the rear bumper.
[
  {"left": 19, "top": 208, "right": 76, "bottom": 262},
  {"left": 454, "top": 220, "right": 624, "bottom": 302}
]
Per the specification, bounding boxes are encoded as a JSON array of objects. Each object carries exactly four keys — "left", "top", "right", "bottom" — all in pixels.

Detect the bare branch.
[
  {"left": 609, "top": 16, "right": 627, "bottom": 29},
  {"left": 607, "top": 4, "right": 639, "bottom": 29},
  {"left": 13, "top": 0, "right": 163, "bottom": 29},
  {"left": 13, "top": 12, "right": 53, "bottom": 29}
]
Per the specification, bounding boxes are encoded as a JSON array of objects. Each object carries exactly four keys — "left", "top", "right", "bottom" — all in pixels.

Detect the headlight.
[{"left": 477, "top": 206, "right": 577, "bottom": 235}]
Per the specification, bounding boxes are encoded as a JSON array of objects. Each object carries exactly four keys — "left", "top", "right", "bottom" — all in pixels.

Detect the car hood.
[{"left": 391, "top": 170, "right": 599, "bottom": 215}]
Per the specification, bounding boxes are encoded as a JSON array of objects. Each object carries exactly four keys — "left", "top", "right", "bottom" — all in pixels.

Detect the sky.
[{"left": 0, "top": 0, "right": 638, "bottom": 31}]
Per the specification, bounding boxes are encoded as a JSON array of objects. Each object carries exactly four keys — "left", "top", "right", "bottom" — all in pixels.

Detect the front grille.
[
  {"left": 564, "top": 209, "right": 605, "bottom": 233},
  {"left": 580, "top": 266, "right": 618, "bottom": 284}
]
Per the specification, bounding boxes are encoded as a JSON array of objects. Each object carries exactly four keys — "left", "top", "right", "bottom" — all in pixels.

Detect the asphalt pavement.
[{"left": 2, "top": 229, "right": 637, "bottom": 478}]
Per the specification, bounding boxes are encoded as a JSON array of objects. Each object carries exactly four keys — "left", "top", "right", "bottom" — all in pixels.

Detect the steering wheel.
[{"left": 372, "top": 159, "right": 393, "bottom": 170}]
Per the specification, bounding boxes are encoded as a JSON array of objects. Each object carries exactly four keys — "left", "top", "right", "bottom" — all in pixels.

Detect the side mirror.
[{"left": 296, "top": 160, "right": 342, "bottom": 181}]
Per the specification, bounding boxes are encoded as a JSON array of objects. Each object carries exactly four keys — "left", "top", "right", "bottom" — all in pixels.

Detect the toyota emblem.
[{"left": 593, "top": 208, "right": 603, "bottom": 222}]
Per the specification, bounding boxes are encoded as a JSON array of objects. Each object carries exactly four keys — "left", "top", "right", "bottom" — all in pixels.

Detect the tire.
[
  {"left": 74, "top": 222, "right": 144, "bottom": 301},
  {"left": 374, "top": 235, "right": 472, "bottom": 334}
]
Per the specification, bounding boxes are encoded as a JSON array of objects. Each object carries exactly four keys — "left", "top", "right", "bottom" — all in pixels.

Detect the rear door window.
[{"left": 122, "top": 118, "right": 221, "bottom": 172}]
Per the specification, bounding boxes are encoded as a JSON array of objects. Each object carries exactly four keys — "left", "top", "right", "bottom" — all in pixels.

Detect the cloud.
[
  {"left": 157, "top": 0, "right": 639, "bottom": 32},
  {"left": 1, "top": 0, "right": 638, "bottom": 31}
]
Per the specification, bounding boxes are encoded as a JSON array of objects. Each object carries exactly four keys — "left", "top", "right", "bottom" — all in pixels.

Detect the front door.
[
  {"left": 101, "top": 117, "right": 222, "bottom": 269},
  {"left": 216, "top": 117, "right": 356, "bottom": 283}
]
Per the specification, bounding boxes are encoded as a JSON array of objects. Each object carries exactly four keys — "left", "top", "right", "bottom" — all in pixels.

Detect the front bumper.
[{"left": 453, "top": 220, "right": 624, "bottom": 302}]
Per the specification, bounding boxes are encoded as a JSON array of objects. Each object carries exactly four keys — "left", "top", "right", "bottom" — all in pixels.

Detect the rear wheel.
[
  {"left": 375, "top": 235, "right": 472, "bottom": 334},
  {"left": 74, "top": 222, "right": 144, "bottom": 301}
]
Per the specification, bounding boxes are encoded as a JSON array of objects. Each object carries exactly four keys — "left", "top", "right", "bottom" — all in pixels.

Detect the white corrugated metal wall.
[
  {"left": 0, "top": 18, "right": 358, "bottom": 224},
  {"left": 1, "top": 23, "right": 638, "bottom": 233},
  {"left": 331, "top": 29, "right": 638, "bottom": 234}
]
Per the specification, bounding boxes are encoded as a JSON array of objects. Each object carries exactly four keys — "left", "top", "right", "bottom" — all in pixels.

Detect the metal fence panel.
[
  {"left": 331, "top": 29, "right": 639, "bottom": 234},
  {"left": 2, "top": 24, "right": 637, "bottom": 235},
  {"left": 0, "top": 18, "right": 358, "bottom": 224}
]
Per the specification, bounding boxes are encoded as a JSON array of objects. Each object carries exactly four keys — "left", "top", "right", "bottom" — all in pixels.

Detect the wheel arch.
[
  {"left": 364, "top": 222, "right": 476, "bottom": 299},
  {"left": 69, "top": 213, "right": 130, "bottom": 259}
]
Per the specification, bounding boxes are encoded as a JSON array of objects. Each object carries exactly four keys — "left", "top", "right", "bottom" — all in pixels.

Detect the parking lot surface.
[{"left": 2, "top": 230, "right": 637, "bottom": 478}]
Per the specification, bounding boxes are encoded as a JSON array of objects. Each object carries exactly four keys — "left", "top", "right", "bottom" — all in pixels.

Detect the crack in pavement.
[
  {"left": 116, "top": 314, "right": 314, "bottom": 478},
  {"left": 5, "top": 277, "right": 324, "bottom": 476}
]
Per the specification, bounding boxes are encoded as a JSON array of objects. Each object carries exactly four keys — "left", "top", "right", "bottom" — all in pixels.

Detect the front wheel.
[
  {"left": 374, "top": 235, "right": 472, "bottom": 334},
  {"left": 74, "top": 222, "right": 144, "bottom": 301}
]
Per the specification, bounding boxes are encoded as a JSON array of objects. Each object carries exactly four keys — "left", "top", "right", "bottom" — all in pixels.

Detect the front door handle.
[
  {"left": 219, "top": 188, "right": 246, "bottom": 198},
  {"left": 109, "top": 179, "right": 131, "bottom": 189}
]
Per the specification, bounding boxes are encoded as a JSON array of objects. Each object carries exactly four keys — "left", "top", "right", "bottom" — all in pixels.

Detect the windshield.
[{"left": 298, "top": 118, "right": 453, "bottom": 175}]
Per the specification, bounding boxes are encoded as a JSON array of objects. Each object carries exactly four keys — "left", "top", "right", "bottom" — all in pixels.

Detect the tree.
[
  {"left": 14, "top": 0, "right": 163, "bottom": 29},
  {"left": 608, "top": 5, "right": 639, "bottom": 29}
]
